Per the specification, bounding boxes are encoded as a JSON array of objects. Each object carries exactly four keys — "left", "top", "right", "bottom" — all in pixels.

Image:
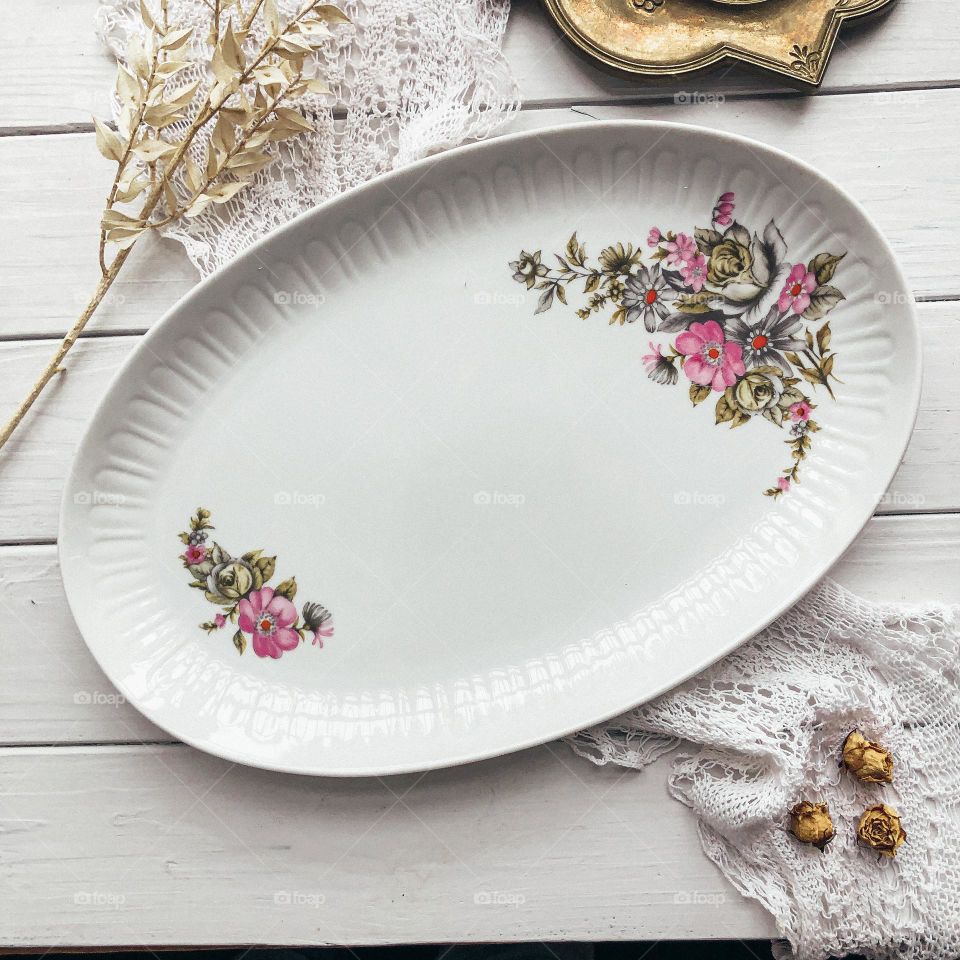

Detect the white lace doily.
[
  {"left": 97, "top": 0, "right": 518, "bottom": 276},
  {"left": 569, "top": 579, "right": 960, "bottom": 960}
]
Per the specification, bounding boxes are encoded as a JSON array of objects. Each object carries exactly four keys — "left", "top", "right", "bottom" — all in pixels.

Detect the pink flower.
[
  {"left": 681, "top": 253, "right": 708, "bottom": 293},
  {"left": 647, "top": 227, "right": 662, "bottom": 247},
  {"left": 663, "top": 232, "right": 697, "bottom": 270},
  {"left": 675, "top": 320, "right": 745, "bottom": 393},
  {"left": 302, "top": 602, "right": 334, "bottom": 648},
  {"left": 777, "top": 477, "right": 791, "bottom": 493},
  {"left": 789, "top": 401, "right": 812, "bottom": 422},
  {"left": 214, "top": 613, "right": 226, "bottom": 629},
  {"left": 712, "top": 191, "right": 736, "bottom": 226},
  {"left": 778, "top": 264, "right": 817, "bottom": 315},
  {"left": 183, "top": 544, "right": 207, "bottom": 565},
  {"left": 642, "top": 341, "right": 679, "bottom": 386},
  {"left": 238, "top": 586, "right": 301, "bottom": 659}
]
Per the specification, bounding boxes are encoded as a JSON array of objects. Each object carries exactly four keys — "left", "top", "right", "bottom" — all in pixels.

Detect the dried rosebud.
[
  {"left": 857, "top": 803, "right": 906, "bottom": 857},
  {"left": 842, "top": 730, "right": 894, "bottom": 783},
  {"left": 789, "top": 800, "right": 835, "bottom": 850}
]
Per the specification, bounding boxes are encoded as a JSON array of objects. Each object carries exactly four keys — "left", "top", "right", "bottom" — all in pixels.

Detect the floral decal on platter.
[
  {"left": 178, "top": 508, "right": 333, "bottom": 658},
  {"left": 508, "top": 192, "right": 845, "bottom": 496}
]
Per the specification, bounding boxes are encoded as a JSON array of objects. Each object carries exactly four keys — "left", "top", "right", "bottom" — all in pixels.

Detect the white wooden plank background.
[
  {"left": 3, "top": 0, "right": 960, "bottom": 129},
  {"left": 4, "top": 92, "right": 960, "bottom": 338},
  {"left": 0, "top": 0, "right": 958, "bottom": 947}
]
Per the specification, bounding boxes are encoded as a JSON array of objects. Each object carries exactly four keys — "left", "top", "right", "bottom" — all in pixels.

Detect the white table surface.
[{"left": 1, "top": 0, "right": 958, "bottom": 947}]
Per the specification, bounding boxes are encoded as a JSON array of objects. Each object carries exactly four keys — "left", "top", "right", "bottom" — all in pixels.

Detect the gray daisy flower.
[
  {"left": 622, "top": 264, "right": 671, "bottom": 332},
  {"left": 642, "top": 341, "right": 678, "bottom": 386},
  {"left": 726, "top": 305, "right": 807, "bottom": 370}
]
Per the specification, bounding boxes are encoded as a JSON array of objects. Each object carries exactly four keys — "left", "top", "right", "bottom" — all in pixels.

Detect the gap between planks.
[
  {"left": 7, "top": 507, "right": 960, "bottom": 552},
  {"left": 0, "top": 291, "right": 956, "bottom": 346},
  {"left": 4, "top": 77, "right": 960, "bottom": 139}
]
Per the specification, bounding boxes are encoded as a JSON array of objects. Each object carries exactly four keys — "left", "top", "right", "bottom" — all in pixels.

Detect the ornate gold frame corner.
[{"left": 541, "top": 0, "right": 898, "bottom": 88}]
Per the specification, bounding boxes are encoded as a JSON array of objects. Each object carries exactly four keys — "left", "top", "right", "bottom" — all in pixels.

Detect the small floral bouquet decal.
[
  {"left": 179, "top": 508, "right": 333, "bottom": 659},
  {"left": 508, "top": 192, "right": 846, "bottom": 495}
]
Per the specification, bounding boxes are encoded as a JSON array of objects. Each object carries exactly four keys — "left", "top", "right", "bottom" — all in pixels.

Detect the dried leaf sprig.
[{"left": 0, "top": 0, "right": 349, "bottom": 451}]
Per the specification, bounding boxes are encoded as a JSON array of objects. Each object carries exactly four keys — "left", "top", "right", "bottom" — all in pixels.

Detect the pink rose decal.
[
  {"left": 183, "top": 543, "right": 207, "bottom": 565},
  {"left": 778, "top": 264, "right": 817, "bottom": 315},
  {"left": 507, "top": 191, "right": 846, "bottom": 497},
  {"left": 238, "top": 586, "right": 301, "bottom": 659},
  {"left": 675, "top": 320, "right": 745, "bottom": 393},
  {"left": 179, "top": 508, "right": 335, "bottom": 658}
]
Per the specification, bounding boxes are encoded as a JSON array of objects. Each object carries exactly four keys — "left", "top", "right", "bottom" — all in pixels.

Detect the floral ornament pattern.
[
  {"left": 508, "top": 192, "right": 846, "bottom": 496},
  {"left": 178, "top": 508, "right": 333, "bottom": 658},
  {"left": 789, "top": 43, "right": 824, "bottom": 83}
]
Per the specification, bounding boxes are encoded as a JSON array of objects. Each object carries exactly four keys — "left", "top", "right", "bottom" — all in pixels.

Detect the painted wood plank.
[
  {"left": 1, "top": 0, "right": 958, "bottom": 131},
  {"left": 2, "top": 90, "right": 959, "bottom": 342},
  {"left": 0, "top": 133, "right": 196, "bottom": 336},
  {"left": 0, "top": 741, "right": 776, "bottom": 945},
  {"left": 1, "top": 513, "right": 957, "bottom": 746},
  {"left": 0, "top": 1, "right": 110, "bottom": 131},
  {"left": 0, "top": 301, "right": 952, "bottom": 543}
]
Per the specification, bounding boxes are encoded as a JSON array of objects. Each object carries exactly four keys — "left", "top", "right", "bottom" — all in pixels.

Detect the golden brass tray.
[{"left": 541, "top": 0, "right": 896, "bottom": 86}]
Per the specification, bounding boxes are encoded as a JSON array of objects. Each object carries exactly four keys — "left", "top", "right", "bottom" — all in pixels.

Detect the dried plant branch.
[{"left": 0, "top": 0, "right": 348, "bottom": 453}]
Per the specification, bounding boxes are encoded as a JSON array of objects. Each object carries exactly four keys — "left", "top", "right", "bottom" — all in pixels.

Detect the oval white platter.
[{"left": 61, "top": 121, "right": 921, "bottom": 776}]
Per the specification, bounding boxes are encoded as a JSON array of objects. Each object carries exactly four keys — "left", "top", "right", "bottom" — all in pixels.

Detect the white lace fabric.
[
  {"left": 569, "top": 579, "right": 960, "bottom": 960},
  {"left": 96, "top": 0, "right": 518, "bottom": 277},
  {"left": 96, "top": 7, "right": 956, "bottom": 956}
]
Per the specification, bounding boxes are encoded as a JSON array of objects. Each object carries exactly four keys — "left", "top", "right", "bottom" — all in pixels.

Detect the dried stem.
[
  {"left": 5, "top": 98, "right": 227, "bottom": 445},
  {"left": 0, "top": 0, "right": 345, "bottom": 454},
  {"left": 0, "top": 248, "right": 133, "bottom": 449}
]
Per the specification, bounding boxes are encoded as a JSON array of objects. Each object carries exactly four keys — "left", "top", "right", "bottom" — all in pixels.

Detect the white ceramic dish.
[{"left": 60, "top": 121, "right": 921, "bottom": 776}]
